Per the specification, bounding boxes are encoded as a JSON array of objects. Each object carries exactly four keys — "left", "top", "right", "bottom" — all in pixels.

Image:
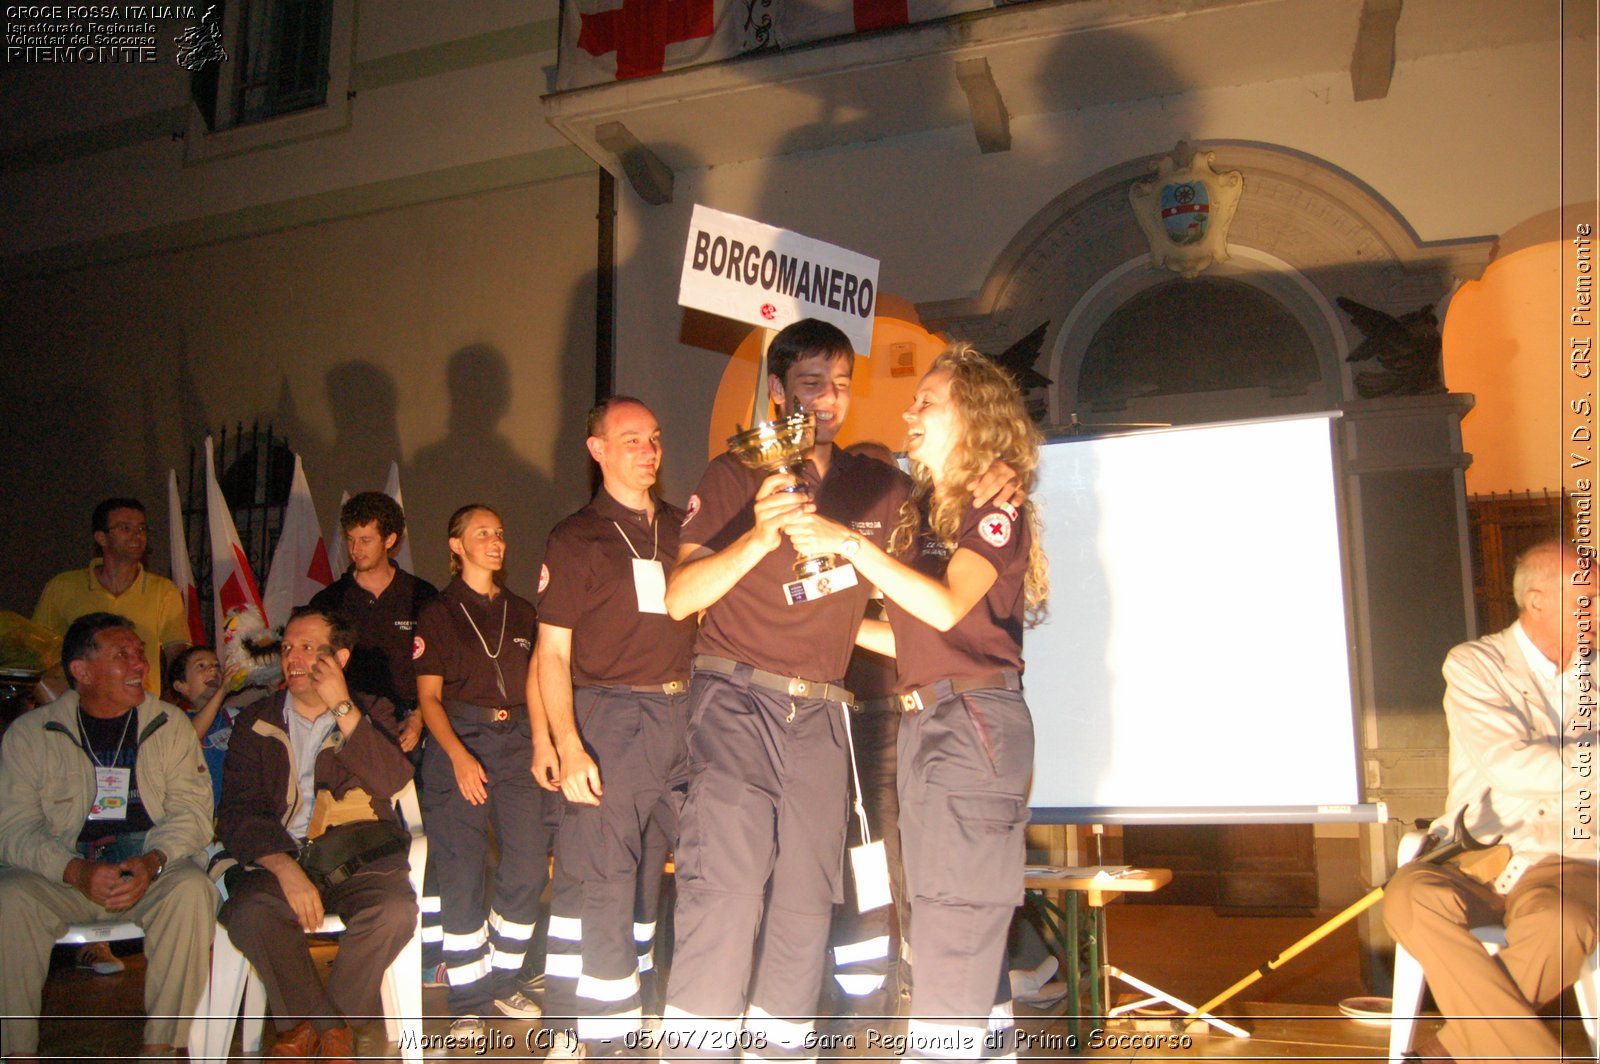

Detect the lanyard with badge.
[
  {"left": 80, "top": 708, "right": 134, "bottom": 820},
  {"left": 613, "top": 516, "right": 667, "bottom": 615}
]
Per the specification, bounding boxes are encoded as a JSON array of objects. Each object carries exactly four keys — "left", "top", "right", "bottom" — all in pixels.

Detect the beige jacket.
[{"left": 0, "top": 691, "right": 214, "bottom": 882}]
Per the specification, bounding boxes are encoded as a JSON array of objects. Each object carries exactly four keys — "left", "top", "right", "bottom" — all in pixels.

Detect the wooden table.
[
  {"left": 1024, "top": 866, "right": 1170, "bottom": 1045},
  {"left": 1023, "top": 866, "right": 1246, "bottom": 1046}
]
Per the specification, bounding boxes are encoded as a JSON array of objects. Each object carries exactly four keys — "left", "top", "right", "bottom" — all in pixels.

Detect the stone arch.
[{"left": 919, "top": 142, "right": 1494, "bottom": 428}]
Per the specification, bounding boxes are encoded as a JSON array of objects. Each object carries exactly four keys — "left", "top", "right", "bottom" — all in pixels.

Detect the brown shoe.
[
  {"left": 268, "top": 1019, "right": 320, "bottom": 1063},
  {"left": 318, "top": 1024, "right": 356, "bottom": 1064},
  {"left": 1410, "top": 1034, "right": 1455, "bottom": 1063}
]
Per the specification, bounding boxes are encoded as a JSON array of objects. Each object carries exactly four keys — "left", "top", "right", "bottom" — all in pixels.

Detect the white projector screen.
[{"left": 1023, "top": 413, "right": 1369, "bottom": 823}]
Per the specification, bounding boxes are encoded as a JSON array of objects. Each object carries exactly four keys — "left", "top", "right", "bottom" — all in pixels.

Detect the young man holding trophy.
[{"left": 661, "top": 318, "right": 1019, "bottom": 1060}]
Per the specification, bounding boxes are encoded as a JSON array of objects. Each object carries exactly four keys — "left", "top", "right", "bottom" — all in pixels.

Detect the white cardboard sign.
[{"left": 678, "top": 204, "right": 880, "bottom": 355}]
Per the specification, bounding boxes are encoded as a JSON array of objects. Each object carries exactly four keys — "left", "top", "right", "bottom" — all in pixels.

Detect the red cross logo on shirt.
[
  {"left": 978, "top": 511, "right": 1013, "bottom": 548},
  {"left": 577, "top": 0, "right": 715, "bottom": 80}
]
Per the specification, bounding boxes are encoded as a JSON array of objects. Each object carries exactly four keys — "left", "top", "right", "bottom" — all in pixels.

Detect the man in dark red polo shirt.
[
  {"left": 308, "top": 491, "right": 438, "bottom": 742},
  {"left": 660, "top": 319, "right": 910, "bottom": 1059},
  {"left": 535, "top": 396, "right": 697, "bottom": 1059}
]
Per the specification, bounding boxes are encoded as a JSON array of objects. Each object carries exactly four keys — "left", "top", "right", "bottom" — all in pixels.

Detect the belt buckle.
[
  {"left": 790, "top": 678, "right": 811, "bottom": 697},
  {"left": 492, "top": 708, "right": 510, "bottom": 722},
  {"left": 900, "top": 691, "right": 923, "bottom": 713},
  {"left": 664, "top": 680, "right": 685, "bottom": 695}
]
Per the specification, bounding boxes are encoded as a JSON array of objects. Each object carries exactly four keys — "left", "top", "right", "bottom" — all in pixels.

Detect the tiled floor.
[{"left": 28, "top": 905, "right": 1594, "bottom": 1060}]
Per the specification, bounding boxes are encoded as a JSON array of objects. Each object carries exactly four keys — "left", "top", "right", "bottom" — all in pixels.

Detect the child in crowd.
[{"left": 167, "top": 645, "right": 236, "bottom": 808}]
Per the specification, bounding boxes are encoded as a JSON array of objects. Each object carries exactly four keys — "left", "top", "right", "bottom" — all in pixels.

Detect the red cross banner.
[
  {"left": 557, "top": 0, "right": 752, "bottom": 90},
  {"left": 772, "top": 0, "right": 994, "bottom": 48},
  {"left": 261, "top": 453, "right": 333, "bottom": 630},
  {"left": 556, "top": 0, "right": 998, "bottom": 90}
]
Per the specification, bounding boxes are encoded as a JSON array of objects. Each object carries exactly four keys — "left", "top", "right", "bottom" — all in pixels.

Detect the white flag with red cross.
[
  {"left": 166, "top": 469, "right": 206, "bottom": 646},
  {"left": 556, "top": 0, "right": 755, "bottom": 89},
  {"left": 262, "top": 453, "right": 334, "bottom": 628},
  {"left": 773, "top": 0, "right": 994, "bottom": 46},
  {"left": 383, "top": 461, "right": 417, "bottom": 574},
  {"left": 555, "top": 0, "right": 995, "bottom": 90},
  {"left": 205, "top": 437, "right": 276, "bottom": 690}
]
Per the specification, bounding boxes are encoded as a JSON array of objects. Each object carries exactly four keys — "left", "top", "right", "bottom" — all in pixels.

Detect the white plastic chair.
[
  {"left": 1388, "top": 830, "right": 1599, "bottom": 1062},
  {"left": 55, "top": 920, "right": 209, "bottom": 1052},
  {"left": 193, "top": 781, "right": 427, "bottom": 1063}
]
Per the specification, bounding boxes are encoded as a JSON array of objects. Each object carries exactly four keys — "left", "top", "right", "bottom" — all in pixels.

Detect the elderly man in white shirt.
[{"left": 1384, "top": 538, "right": 1599, "bottom": 1063}]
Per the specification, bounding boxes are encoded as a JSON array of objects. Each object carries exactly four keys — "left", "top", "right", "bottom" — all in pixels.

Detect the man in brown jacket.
[{"left": 215, "top": 606, "right": 417, "bottom": 1063}]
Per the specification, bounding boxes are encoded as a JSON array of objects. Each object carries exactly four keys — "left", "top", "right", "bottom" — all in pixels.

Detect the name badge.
[
  {"left": 783, "top": 562, "right": 859, "bottom": 606},
  {"left": 633, "top": 558, "right": 668, "bottom": 615},
  {"left": 89, "top": 766, "right": 131, "bottom": 821}
]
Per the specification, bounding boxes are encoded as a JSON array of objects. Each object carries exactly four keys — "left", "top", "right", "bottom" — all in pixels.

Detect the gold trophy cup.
[{"left": 727, "top": 410, "right": 840, "bottom": 581}]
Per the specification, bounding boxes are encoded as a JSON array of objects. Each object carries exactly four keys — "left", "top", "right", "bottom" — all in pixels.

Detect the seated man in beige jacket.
[{"left": 0, "top": 611, "right": 216, "bottom": 1060}]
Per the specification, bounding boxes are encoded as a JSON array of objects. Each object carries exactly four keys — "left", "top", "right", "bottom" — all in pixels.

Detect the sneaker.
[
  {"left": 449, "top": 1015, "right": 486, "bottom": 1039},
  {"left": 520, "top": 972, "right": 546, "bottom": 994},
  {"left": 546, "top": 1030, "right": 587, "bottom": 1060},
  {"left": 76, "top": 942, "right": 125, "bottom": 975},
  {"left": 494, "top": 990, "right": 543, "bottom": 1020},
  {"left": 423, "top": 961, "right": 449, "bottom": 988}
]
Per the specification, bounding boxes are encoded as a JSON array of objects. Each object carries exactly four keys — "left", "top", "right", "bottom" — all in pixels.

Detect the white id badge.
[
  {"left": 633, "top": 557, "right": 668, "bottom": 614},
  {"left": 783, "top": 562, "right": 859, "bottom": 606},
  {"left": 851, "top": 839, "right": 892, "bottom": 912},
  {"left": 88, "top": 766, "right": 131, "bottom": 820}
]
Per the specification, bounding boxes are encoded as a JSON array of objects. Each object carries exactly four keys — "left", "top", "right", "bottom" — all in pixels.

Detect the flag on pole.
[
  {"left": 205, "top": 437, "right": 277, "bottom": 689},
  {"left": 166, "top": 469, "right": 206, "bottom": 646},
  {"left": 384, "top": 461, "right": 416, "bottom": 574},
  {"left": 262, "top": 453, "right": 334, "bottom": 627},
  {"left": 327, "top": 490, "right": 351, "bottom": 577}
]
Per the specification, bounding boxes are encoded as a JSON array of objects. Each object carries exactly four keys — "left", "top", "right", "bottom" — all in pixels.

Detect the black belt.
[
  {"left": 852, "top": 695, "right": 900, "bottom": 715},
  {"left": 446, "top": 700, "right": 523, "bottom": 724},
  {"left": 594, "top": 679, "right": 689, "bottom": 695},
  {"left": 898, "top": 670, "right": 1021, "bottom": 714},
  {"left": 693, "top": 655, "right": 853, "bottom": 705}
]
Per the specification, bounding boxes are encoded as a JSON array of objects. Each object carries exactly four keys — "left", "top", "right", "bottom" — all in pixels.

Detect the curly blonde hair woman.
[{"left": 785, "top": 344, "right": 1049, "bottom": 1060}]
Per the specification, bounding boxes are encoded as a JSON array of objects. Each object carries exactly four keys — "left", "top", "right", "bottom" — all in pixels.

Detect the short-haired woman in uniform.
[
  {"left": 416, "top": 504, "right": 552, "bottom": 1035},
  {"left": 786, "top": 347, "right": 1049, "bottom": 1062}
]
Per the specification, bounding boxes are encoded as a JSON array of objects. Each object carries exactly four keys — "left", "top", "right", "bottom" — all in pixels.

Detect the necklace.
[
  {"left": 78, "top": 706, "right": 134, "bottom": 768},
  {"left": 612, "top": 516, "right": 659, "bottom": 562},
  {"left": 459, "top": 597, "right": 510, "bottom": 701}
]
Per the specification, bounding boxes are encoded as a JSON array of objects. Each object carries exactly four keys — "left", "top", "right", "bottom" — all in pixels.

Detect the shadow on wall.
[{"left": 406, "top": 344, "right": 557, "bottom": 598}]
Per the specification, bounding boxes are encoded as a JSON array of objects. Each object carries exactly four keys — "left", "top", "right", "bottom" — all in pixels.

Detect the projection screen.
[{"left": 1023, "top": 413, "right": 1375, "bottom": 824}]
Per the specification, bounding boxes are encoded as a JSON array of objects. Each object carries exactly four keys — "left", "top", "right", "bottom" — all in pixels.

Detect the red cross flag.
[
  {"left": 556, "top": 0, "right": 753, "bottom": 90},
  {"left": 205, "top": 437, "right": 276, "bottom": 689},
  {"left": 773, "top": 0, "right": 993, "bottom": 46},
  {"left": 166, "top": 469, "right": 206, "bottom": 646},
  {"left": 262, "top": 453, "right": 334, "bottom": 629}
]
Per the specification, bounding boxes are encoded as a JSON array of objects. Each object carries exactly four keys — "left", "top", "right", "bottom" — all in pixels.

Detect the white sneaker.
[
  {"left": 449, "top": 1015, "right": 486, "bottom": 1037},
  {"left": 1008, "top": 955, "right": 1059, "bottom": 998},
  {"left": 546, "top": 1030, "right": 587, "bottom": 1060},
  {"left": 494, "top": 990, "right": 543, "bottom": 1019}
]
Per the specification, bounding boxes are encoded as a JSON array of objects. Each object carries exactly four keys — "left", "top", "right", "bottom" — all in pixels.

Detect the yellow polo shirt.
[{"left": 32, "top": 560, "right": 190, "bottom": 693}]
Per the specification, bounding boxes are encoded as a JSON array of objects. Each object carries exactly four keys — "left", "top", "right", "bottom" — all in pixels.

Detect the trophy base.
[
  {"left": 793, "top": 553, "right": 840, "bottom": 581},
  {"left": 783, "top": 559, "right": 859, "bottom": 606}
]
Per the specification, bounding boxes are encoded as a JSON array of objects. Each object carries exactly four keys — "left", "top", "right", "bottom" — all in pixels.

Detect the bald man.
[{"left": 1384, "top": 539, "right": 1599, "bottom": 1063}]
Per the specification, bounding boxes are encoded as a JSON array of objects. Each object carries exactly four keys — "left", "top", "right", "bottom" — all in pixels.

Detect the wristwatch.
[
  {"left": 839, "top": 534, "right": 862, "bottom": 559},
  {"left": 331, "top": 699, "right": 356, "bottom": 719}
]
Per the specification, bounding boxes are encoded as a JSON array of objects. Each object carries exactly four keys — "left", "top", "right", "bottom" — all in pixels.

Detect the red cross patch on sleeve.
[
  {"left": 412, "top": 635, "right": 425, "bottom": 661},
  {"left": 539, "top": 563, "right": 551, "bottom": 594},
  {"left": 979, "top": 511, "right": 1013, "bottom": 548},
  {"left": 684, "top": 494, "right": 701, "bottom": 525}
]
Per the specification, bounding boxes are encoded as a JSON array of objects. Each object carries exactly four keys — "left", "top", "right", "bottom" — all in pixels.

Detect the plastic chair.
[
  {"left": 192, "top": 781, "right": 427, "bottom": 1063},
  {"left": 55, "top": 920, "right": 209, "bottom": 1051},
  {"left": 1387, "top": 830, "right": 1599, "bottom": 1063}
]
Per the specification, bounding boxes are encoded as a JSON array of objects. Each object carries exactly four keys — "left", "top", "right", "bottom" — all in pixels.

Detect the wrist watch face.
[
  {"left": 841, "top": 536, "right": 861, "bottom": 558},
  {"left": 332, "top": 700, "right": 353, "bottom": 717}
]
